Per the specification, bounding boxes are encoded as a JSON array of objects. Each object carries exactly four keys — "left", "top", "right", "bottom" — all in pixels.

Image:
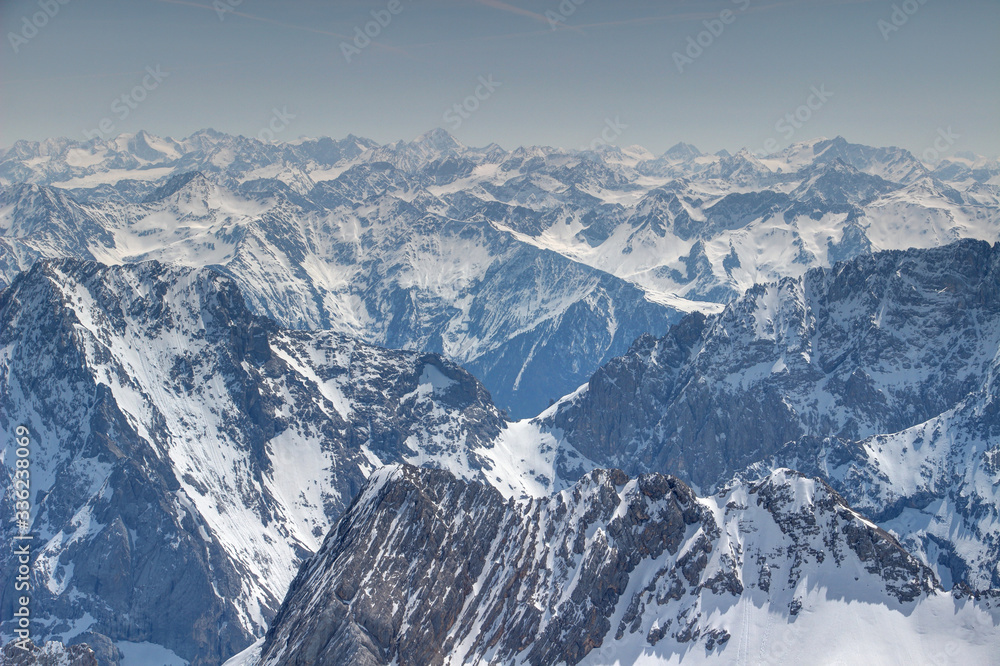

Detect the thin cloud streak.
[
  {"left": 474, "top": 0, "right": 585, "bottom": 34},
  {"left": 410, "top": 0, "right": 880, "bottom": 49}
]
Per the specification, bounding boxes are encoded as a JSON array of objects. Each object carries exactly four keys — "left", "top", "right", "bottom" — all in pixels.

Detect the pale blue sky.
[{"left": 1, "top": 0, "right": 997, "bottom": 156}]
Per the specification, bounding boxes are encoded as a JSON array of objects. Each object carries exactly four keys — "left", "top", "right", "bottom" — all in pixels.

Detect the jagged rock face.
[
  {"left": 749, "top": 380, "right": 1000, "bottom": 589},
  {"left": 1, "top": 640, "right": 98, "bottom": 666},
  {"left": 0, "top": 259, "right": 505, "bottom": 665},
  {"left": 549, "top": 240, "right": 1000, "bottom": 482},
  {"left": 252, "top": 466, "right": 993, "bottom": 666},
  {"left": 3, "top": 132, "right": 998, "bottom": 416},
  {"left": 542, "top": 240, "right": 1000, "bottom": 589}
]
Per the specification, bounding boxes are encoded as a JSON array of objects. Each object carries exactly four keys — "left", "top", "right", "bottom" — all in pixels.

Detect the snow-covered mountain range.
[
  {"left": 2, "top": 130, "right": 1000, "bottom": 665},
  {"left": 3, "top": 244, "right": 999, "bottom": 665},
  {"left": 2, "top": 130, "right": 998, "bottom": 417}
]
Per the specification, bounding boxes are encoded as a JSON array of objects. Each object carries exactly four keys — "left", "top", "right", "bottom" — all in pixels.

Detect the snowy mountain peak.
[
  {"left": 701, "top": 148, "right": 773, "bottom": 185},
  {"left": 663, "top": 141, "right": 702, "bottom": 160},
  {"left": 413, "top": 127, "right": 464, "bottom": 152},
  {"left": 141, "top": 170, "right": 212, "bottom": 202},
  {"left": 241, "top": 464, "right": 996, "bottom": 666}
]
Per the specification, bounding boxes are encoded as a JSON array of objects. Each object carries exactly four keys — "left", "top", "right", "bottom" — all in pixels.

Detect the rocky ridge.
[{"left": 245, "top": 465, "right": 996, "bottom": 666}]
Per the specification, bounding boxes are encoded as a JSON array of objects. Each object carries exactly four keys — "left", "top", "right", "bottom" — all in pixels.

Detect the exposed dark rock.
[{"left": 256, "top": 465, "right": 944, "bottom": 666}]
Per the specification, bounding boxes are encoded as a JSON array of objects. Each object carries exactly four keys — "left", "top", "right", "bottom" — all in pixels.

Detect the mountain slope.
[
  {"left": 0, "top": 259, "right": 506, "bottom": 665},
  {"left": 0, "top": 179, "right": 677, "bottom": 418},
  {"left": 244, "top": 465, "right": 998, "bottom": 666},
  {"left": 749, "top": 378, "right": 1000, "bottom": 589},
  {"left": 533, "top": 239, "right": 1000, "bottom": 589}
]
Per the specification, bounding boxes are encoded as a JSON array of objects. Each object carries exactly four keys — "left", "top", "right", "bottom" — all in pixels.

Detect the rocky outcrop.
[
  {"left": 550, "top": 240, "right": 1000, "bottom": 487},
  {"left": 253, "top": 465, "right": 955, "bottom": 666}
]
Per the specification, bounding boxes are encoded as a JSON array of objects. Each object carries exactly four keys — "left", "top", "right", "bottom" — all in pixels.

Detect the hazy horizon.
[
  {"left": 1, "top": 0, "right": 998, "bottom": 158},
  {"left": 3, "top": 126, "right": 995, "bottom": 163}
]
